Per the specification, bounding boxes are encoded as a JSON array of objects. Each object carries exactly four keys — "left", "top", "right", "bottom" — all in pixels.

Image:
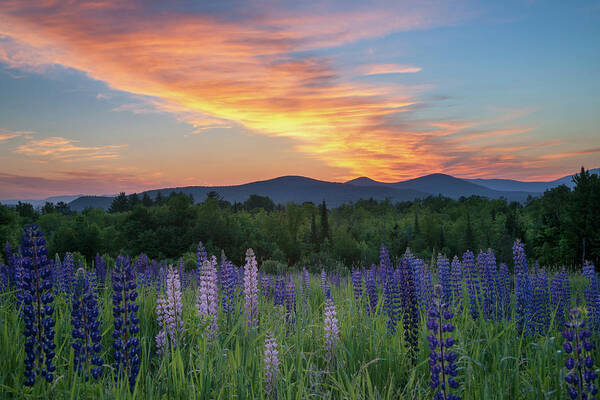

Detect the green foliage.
[{"left": 1, "top": 167, "right": 599, "bottom": 269}]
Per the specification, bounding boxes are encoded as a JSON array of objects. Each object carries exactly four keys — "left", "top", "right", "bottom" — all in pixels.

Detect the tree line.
[{"left": 1, "top": 168, "right": 598, "bottom": 271}]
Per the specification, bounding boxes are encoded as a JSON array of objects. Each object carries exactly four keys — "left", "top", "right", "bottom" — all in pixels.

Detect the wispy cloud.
[
  {"left": 360, "top": 64, "right": 422, "bottom": 75},
  {"left": 0, "top": 128, "right": 31, "bottom": 141},
  {"left": 15, "top": 136, "right": 127, "bottom": 161}
]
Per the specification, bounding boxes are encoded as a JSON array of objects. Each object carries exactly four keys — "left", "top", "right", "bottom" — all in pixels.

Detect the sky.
[{"left": 0, "top": 0, "right": 599, "bottom": 199}]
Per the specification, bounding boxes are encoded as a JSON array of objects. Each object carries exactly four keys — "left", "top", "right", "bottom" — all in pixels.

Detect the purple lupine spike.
[
  {"left": 462, "top": 250, "right": 480, "bottom": 320},
  {"left": 532, "top": 268, "right": 550, "bottom": 335},
  {"left": 427, "top": 284, "right": 460, "bottom": 400},
  {"left": 21, "top": 225, "right": 56, "bottom": 386},
  {"left": 112, "top": 255, "right": 140, "bottom": 392},
  {"left": 450, "top": 256, "right": 463, "bottom": 311},
  {"left": 220, "top": 259, "right": 237, "bottom": 319},
  {"left": 498, "top": 263, "right": 511, "bottom": 319},
  {"left": 437, "top": 255, "right": 452, "bottom": 304},
  {"left": 583, "top": 261, "right": 600, "bottom": 329},
  {"left": 61, "top": 252, "right": 75, "bottom": 296},
  {"left": 196, "top": 242, "right": 208, "bottom": 287},
  {"left": 351, "top": 268, "right": 363, "bottom": 301},
  {"left": 285, "top": 278, "right": 296, "bottom": 325},
  {"left": 323, "top": 298, "right": 339, "bottom": 369},
  {"left": 399, "top": 250, "right": 419, "bottom": 362},
  {"left": 550, "top": 270, "right": 570, "bottom": 329},
  {"left": 320, "top": 269, "right": 330, "bottom": 299},
  {"left": 383, "top": 263, "right": 399, "bottom": 334},
  {"left": 197, "top": 256, "right": 219, "bottom": 337},
  {"left": 71, "top": 268, "right": 103, "bottom": 380},
  {"left": 513, "top": 239, "right": 534, "bottom": 335},
  {"left": 94, "top": 254, "right": 106, "bottom": 289},
  {"left": 156, "top": 265, "right": 184, "bottom": 354},
  {"left": 563, "top": 308, "right": 597, "bottom": 399},
  {"left": 479, "top": 250, "right": 499, "bottom": 320},
  {"left": 414, "top": 258, "right": 433, "bottom": 312},
  {"left": 302, "top": 267, "right": 310, "bottom": 299},
  {"left": 365, "top": 265, "right": 378, "bottom": 317},
  {"left": 260, "top": 273, "right": 271, "bottom": 297},
  {"left": 244, "top": 248, "right": 259, "bottom": 330},
  {"left": 264, "top": 332, "right": 279, "bottom": 398},
  {"left": 274, "top": 278, "right": 285, "bottom": 306}
]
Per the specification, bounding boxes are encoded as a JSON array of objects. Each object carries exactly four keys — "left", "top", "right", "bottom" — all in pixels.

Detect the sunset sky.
[{"left": 0, "top": 0, "right": 598, "bottom": 199}]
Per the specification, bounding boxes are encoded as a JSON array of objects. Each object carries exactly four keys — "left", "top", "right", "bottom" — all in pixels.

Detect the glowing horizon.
[{"left": 0, "top": 1, "right": 598, "bottom": 199}]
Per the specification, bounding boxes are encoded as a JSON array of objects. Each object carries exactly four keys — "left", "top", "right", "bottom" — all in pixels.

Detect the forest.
[{"left": 1, "top": 168, "right": 598, "bottom": 271}]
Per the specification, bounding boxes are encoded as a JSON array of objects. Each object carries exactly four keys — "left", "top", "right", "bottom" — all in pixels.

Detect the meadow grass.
[{"left": 0, "top": 273, "right": 596, "bottom": 399}]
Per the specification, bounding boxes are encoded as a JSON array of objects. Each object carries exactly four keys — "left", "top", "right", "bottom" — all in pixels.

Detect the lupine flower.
[
  {"left": 155, "top": 265, "right": 184, "bottom": 354},
  {"left": 351, "top": 268, "right": 363, "bottom": 301},
  {"left": 260, "top": 273, "right": 272, "bottom": 297},
  {"left": 71, "top": 268, "right": 103, "bottom": 380},
  {"left": 532, "top": 268, "right": 550, "bottom": 335},
  {"left": 398, "top": 251, "right": 419, "bottom": 361},
  {"left": 94, "top": 254, "right": 106, "bottom": 288},
  {"left": 478, "top": 250, "right": 499, "bottom": 320},
  {"left": 437, "top": 255, "right": 452, "bottom": 304},
  {"left": 365, "top": 265, "right": 378, "bottom": 317},
  {"left": 196, "top": 242, "right": 209, "bottom": 287},
  {"left": 383, "top": 266, "right": 399, "bottom": 334},
  {"left": 302, "top": 267, "right": 310, "bottom": 299},
  {"left": 513, "top": 240, "right": 534, "bottom": 335},
  {"left": 321, "top": 269, "right": 331, "bottom": 299},
  {"left": 324, "top": 298, "right": 339, "bottom": 368},
  {"left": 414, "top": 258, "right": 433, "bottom": 312},
  {"left": 21, "top": 225, "right": 56, "bottom": 386},
  {"left": 462, "top": 251, "right": 481, "bottom": 320},
  {"left": 583, "top": 261, "right": 600, "bottom": 329},
  {"left": 427, "top": 285, "right": 460, "bottom": 400},
  {"left": 498, "top": 263, "right": 511, "bottom": 319},
  {"left": 220, "top": 259, "right": 237, "bottom": 319},
  {"left": 274, "top": 278, "right": 285, "bottom": 306},
  {"left": 244, "top": 248, "right": 259, "bottom": 329},
  {"left": 61, "top": 252, "right": 75, "bottom": 296},
  {"left": 450, "top": 257, "right": 463, "bottom": 311},
  {"left": 112, "top": 255, "right": 140, "bottom": 392},
  {"left": 551, "top": 270, "right": 570, "bottom": 329},
  {"left": 197, "top": 256, "right": 219, "bottom": 337},
  {"left": 563, "top": 308, "right": 598, "bottom": 399},
  {"left": 285, "top": 278, "right": 296, "bottom": 324},
  {"left": 264, "top": 332, "right": 279, "bottom": 398}
]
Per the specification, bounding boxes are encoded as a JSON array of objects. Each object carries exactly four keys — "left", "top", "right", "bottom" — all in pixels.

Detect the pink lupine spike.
[{"left": 197, "top": 256, "right": 219, "bottom": 337}]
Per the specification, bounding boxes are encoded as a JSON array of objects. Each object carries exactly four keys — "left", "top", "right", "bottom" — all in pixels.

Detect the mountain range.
[{"left": 2, "top": 168, "right": 598, "bottom": 211}]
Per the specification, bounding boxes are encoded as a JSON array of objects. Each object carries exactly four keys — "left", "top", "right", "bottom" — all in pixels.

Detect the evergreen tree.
[
  {"left": 109, "top": 192, "right": 129, "bottom": 213},
  {"left": 465, "top": 212, "right": 475, "bottom": 251},
  {"left": 142, "top": 192, "right": 153, "bottom": 207},
  {"left": 320, "top": 200, "right": 330, "bottom": 243}
]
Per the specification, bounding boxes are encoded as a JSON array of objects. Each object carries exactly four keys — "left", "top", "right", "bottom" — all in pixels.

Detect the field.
[{"left": 0, "top": 227, "right": 598, "bottom": 400}]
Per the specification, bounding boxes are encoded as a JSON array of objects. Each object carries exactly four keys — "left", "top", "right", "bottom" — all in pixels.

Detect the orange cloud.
[
  {"left": 15, "top": 136, "right": 127, "bottom": 161},
  {"left": 0, "top": 1, "right": 589, "bottom": 183}
]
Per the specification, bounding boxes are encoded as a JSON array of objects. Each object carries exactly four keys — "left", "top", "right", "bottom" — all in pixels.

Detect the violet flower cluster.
[
  {"left": 550, "top": 270, "right": 570, "bottom": 329},
  {"left": 462, "top": 251, "right": 481, "bottom": 320},
  {"left": 351, "top": 268, "right": 363, "bottom": 301},
  {"left": 94, "top": 253, "right": 106, "bottom": 288},
  {"left": 321, "top": 269, "right": 331, "bottom": 299},
  {"left": 563, "top": 308, "right": 597, "bottom": 400},
  {"left": 437, "top": 255, "right": 452, "bottom": 304},
  {"left": 21, "top": 225, "right": 56, "bottom": 386},
  {"left": 323, "top": 298, "right": 339, "bottom": 368},
  {"left": 398, "top": 252, "right": 419, "bottom": 362},
  {"left": 156, "top": 265, "right": 184, "bottom": 353},
  {"left": 285, "top": 278, "right": 296, "bottom": 324},
  {"left": 427, "top": 285, "right": 460, "bottom": 400},
  {"left": 71, "top": 268, "right": 103, "bottom": 380},
  {"left": 220, "top": 259, "right": 237, "bottom": 319},
  {"left": 112, "top": 255, "right": 140, "bottom": 392},
  {"left": 365, "top": 265, "right": 378, "bottom": 317},
  {"left": 264, "top": 332, "right": 280, "bottom": 398},
  {"left": 302, "top": 267, "right": 310, "bottom": 299},
  {"left": 244, "top": 248, "right": 259, "bottom": 329},
  {"left": 450, "top": 256, "right": 463, "bottom": 311},
  {"left": 197, "top": 256, "right": 219, "bottom": 337}
]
